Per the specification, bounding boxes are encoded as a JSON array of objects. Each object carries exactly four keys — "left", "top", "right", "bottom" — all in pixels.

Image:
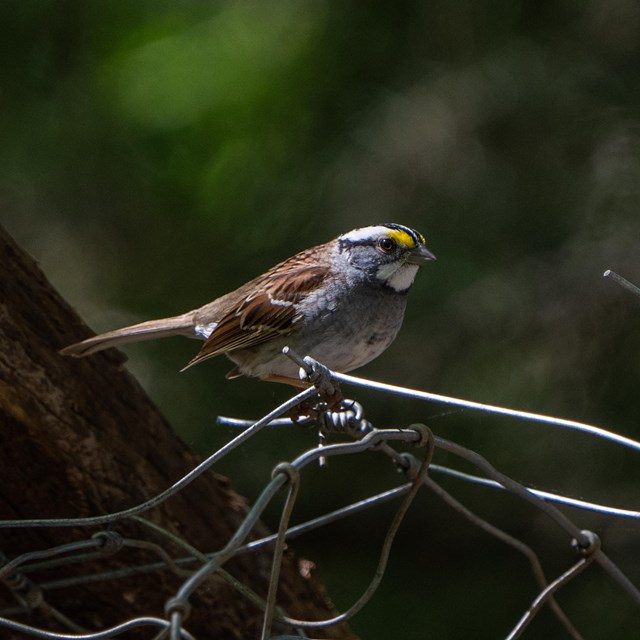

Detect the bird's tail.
[{"left": 60, "top": 313, "right": 196, "bottom": 357}]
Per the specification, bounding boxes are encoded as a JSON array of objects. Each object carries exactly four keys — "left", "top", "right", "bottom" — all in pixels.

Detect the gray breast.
[{"left": 293, "top": 283, "right": 409, "bottom": 372}]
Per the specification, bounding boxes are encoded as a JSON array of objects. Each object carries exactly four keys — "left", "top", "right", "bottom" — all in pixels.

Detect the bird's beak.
[{"left": 406, "top": 244, "right": 436, "bottom": 265}]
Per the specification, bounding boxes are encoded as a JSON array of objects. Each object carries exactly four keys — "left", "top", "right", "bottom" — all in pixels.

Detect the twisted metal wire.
[{"left": 1, "top": 348, "right": 639, "bottom": 639}]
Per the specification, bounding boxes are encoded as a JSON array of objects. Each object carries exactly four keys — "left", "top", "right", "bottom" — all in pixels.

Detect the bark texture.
[{"left": 0, "top": 224, "right": 353, "bottom": 639}]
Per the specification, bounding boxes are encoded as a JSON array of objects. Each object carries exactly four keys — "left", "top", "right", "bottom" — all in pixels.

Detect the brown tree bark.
[{"left": 0, "top": 224, "right": 354, "bottom": 639}]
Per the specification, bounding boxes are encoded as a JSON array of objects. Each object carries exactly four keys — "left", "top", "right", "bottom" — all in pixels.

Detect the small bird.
[{"left": 61, "top": 224, "right": 435, "bottom": 385}]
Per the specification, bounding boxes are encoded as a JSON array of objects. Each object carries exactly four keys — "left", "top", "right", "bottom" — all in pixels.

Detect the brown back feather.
[{"left": 183, "top": 258, "right": 330, "bottom": 369}]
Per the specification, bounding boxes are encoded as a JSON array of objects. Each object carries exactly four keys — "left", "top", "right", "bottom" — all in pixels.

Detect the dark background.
[{"left": 2, "top": 1, "right": 640, "bottom": 637}]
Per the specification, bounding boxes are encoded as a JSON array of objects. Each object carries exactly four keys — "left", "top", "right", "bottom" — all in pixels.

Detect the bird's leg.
[
  {"left": 278, "top": 348, "right": 344, "bottom": 421},
  {"left": 291, "top": 385, "right": 344, "bottom": 421}
]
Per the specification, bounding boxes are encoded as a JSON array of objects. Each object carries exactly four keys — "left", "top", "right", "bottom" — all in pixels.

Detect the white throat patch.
[{"left": 376, "top": 262, "right": 419, "bottom": 292}]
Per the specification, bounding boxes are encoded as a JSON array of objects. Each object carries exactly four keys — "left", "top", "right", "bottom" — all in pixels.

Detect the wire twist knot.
[
  {"left": 93, "top": 530, "right": 124, "bottom": 556},
  {"left": 320, "top": 401, "right": 372, "bottom": 437},
  {"left": 272, "top": 462, "right": 299, "bottom": 484},
  {"left": 408, "top": 423, "right": 433, "bottom": 449},
  {"left": 165, "top": 596, "right": 192, "bottom": 621}
]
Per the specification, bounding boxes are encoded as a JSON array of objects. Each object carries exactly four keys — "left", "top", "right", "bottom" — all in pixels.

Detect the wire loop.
[
  {"left": 572, "top": 530, "right": 601, "bottom": 557},
  {"left": 1, "top": 361, "right": 638, "bottom": 638},
  {"left": 408, "top": 423, "right": 432, "bottom": 449},
  {"left": 271, "top": 462, "right": 299, "bottom": 484}
]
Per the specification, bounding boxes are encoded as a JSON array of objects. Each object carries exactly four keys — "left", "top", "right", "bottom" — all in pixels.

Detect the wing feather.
[{"left": 183, "top": 263, "right": 328, "bottom": 369}]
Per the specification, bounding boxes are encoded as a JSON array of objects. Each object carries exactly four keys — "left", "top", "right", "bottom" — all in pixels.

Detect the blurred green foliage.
[{"left": 2, "top": 0, "right": 640, "bottom": 637}]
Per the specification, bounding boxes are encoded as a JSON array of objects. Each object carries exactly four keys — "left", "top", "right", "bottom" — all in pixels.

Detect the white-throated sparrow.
[{"left": 61, "top": 224, "right": 435, "bottom": 384}]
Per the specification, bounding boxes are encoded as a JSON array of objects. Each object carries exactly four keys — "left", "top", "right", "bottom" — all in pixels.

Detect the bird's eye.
[{"left": 377, "top": 237, "right": 396, "bottom": 253}]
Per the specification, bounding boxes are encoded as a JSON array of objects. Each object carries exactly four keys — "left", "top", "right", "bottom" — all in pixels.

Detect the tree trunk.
[{"left": 0, "top": 224, "right": 353, "bottom": 639}]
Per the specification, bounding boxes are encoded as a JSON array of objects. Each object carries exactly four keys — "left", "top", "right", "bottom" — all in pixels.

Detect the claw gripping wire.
[{"left": 282, "top": 347, "right": 338, "bottom": 398}]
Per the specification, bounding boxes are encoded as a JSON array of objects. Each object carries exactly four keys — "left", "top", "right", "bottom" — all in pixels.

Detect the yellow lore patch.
[{"left": 385, "top": 228, "right": 425, "bottom": 248}]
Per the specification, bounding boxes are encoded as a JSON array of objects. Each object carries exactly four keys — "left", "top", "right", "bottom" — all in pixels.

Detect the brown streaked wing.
[
  {"left": 265, "top": 261, "right": 328, "bottom": 300},
  {"left": 184, "top": 264, "right": 329, "bottom": 368}
]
